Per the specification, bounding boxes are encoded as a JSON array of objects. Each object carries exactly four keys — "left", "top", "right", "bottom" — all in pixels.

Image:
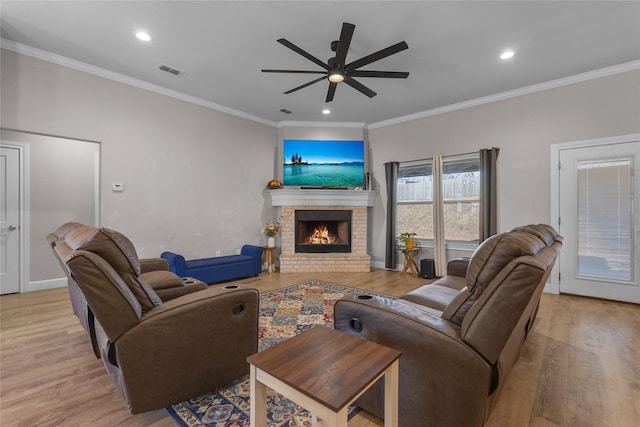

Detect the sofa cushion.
[
  {"left": 402, "top": 284, "right": 462, "bottom": 311},
  {"left": 66, "top": 227, "right": 141, "bottom": 275},
  {"left": 431, "top": 275, "right": 466, "bottom": 291}
]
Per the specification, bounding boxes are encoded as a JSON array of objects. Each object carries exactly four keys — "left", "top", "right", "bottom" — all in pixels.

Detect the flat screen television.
[{"left": 282, "top": 139, "right": 365, "bottom": 188}]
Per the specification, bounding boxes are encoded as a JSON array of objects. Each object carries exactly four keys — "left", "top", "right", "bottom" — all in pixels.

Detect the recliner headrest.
[
  {"left": 466, "top": 231, "right": 545, "bottom": 293},
  {"left": 65, "top": 226, "right": 141, "bottom": 275},
  {"left": 53, "top": 222, "right": 84, "bottom": 239},
  {"left": 509, "top": 224, "right": 558, "bottom": 246}
]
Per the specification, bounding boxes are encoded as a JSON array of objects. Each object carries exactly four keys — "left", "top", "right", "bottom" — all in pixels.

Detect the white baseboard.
[
  {"left": 543, "top": 282, "right": 559, "bottom": 294},
  {"left": 26, "top": 277, "right": 67, "bottom": 292}
]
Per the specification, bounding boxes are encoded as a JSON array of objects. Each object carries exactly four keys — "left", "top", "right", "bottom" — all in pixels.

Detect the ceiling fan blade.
[
  {"left": 262, "top": 69, "right": 327, "bottom": 74},
  {"left": 344, "top": 76, "right": 377, "bottom": 98},
  {"left": 345, "top": 41, "right": 409, "bottom": 72},
  {"left": 334, "top": 22, "right": 355, "bottom": 68},
  {"left": 277, "top": 38, "right": 328, "bottom": 70},
  {"left": 326, "top": 82, "right": 337, "bottom": 102},
  {"left": 350, "top": 70, "right": 409, "bottom": 78},
  {"left": 283, "top": 76, "right": 327, "bottom": 94}
]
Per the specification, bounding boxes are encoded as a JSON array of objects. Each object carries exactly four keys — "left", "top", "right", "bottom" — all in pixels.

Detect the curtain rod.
[{"left": 397, "top": 148, "right": 498, "bottom": 165}]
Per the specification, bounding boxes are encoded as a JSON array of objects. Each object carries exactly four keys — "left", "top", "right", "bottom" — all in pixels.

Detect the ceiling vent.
[
  {"left": 157, "top": 64, "right": 184, "bottom": 76},
  {"left": 279, "top": 108, "right": 292, "bottom": 114}
]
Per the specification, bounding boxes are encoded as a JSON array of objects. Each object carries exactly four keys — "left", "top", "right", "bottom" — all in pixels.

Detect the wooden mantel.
[{"left": 268, "top": 189, "right": 378, "bottom": 207}]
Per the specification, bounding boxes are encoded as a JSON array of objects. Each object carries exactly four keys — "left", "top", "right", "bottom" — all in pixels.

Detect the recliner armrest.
[
  {"left": 447, "top": 257, "right": 470, "bottom": 277},
  {"left": 113, "top": 285, "right": 259, "bottom": 413},
  {"left": 139, "top": 257, "right": 170, "bottom": 273}
]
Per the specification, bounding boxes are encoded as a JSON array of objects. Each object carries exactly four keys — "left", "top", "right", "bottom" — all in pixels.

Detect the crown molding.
[
  {"left": 276, "top": 121, "right": 366, "bottom": 129},
  {"left": 368, "top": 60, "right": 640, "bottom": 130},
  {"left": 4, "top": 38, "right": 637, "bottom": 132},
  {"left": 1, "top": 39, "right": 277, "bottom": 128}
]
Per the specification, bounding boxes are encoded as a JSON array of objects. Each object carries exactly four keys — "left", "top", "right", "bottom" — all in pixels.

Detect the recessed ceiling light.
[
  {"left": 136, "top": 32, "right": 152, "bottom": 42},
  {"left": 500, "top": 50, "right": 515, "bottom": 60},
  {"left": 322, "top": 109, "right": 331, "bottom": 115}
]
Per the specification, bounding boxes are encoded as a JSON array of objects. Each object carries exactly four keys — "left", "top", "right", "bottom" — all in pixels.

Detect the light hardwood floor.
[{"left": 1, "top": 270, "right": 638, "bottom": 426}]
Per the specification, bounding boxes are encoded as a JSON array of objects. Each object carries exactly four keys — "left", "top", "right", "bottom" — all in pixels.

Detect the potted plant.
[{"left": 397, "top": 232, "right": 417, "bottom": 249}]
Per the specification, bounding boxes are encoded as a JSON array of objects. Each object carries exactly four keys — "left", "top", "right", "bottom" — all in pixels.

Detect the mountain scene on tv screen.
[{"left": 283, "top": 140, "right": 365, "bottom": 187}]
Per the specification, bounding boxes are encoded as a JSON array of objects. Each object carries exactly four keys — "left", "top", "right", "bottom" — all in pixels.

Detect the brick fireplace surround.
[{"left": 269, "top": 190, "right": 377, "bottom": 273}]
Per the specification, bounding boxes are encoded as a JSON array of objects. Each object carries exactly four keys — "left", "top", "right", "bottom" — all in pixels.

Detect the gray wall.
[
  {"left": 2, "top": 47, "right": 638, "bottom": 282},
  {"left": 1, "top": 49, "right": 277, "bottom": 285},
  {"left": 0, "top": 130, "right": 99, "bottom": 283},
  {"left": 367, "top": 70, "right": 640, "bottom": 266}
]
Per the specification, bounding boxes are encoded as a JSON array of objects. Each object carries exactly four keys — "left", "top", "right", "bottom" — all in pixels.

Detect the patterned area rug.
[{"left": 167, "top": 279, "right": 392, "bottom": 427}]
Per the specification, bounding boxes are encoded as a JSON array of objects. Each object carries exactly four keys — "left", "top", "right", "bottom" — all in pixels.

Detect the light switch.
[{"left": 112, "top": 183, "right": 124, "bottom": 192}]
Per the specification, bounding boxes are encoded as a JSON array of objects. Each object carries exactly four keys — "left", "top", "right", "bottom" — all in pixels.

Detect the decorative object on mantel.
[
  {"left": 267, "top": 179, "right": 282, "bottom": 189},
  {"left": 263, "top": 220, "right": 280, "bottom": 247},
  {"left": 398, "top": 232, "right": 417, "bottom": 249}
]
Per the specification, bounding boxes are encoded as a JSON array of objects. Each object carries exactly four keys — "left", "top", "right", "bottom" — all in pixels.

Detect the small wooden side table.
[
  {"left": 261, "top": 246, "right": 275, "bottom": 273},
  {"left": 247, "top": 326, "right": 401, "bottom": 427},
  {"left": 398, "top": 246, "right": 421, "bottom": 277}
]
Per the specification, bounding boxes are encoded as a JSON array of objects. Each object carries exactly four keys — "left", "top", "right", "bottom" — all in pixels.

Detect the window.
[
  {"left": 397, "top": 154, "right": 480, "bottom": 244},
  {"left": 397, "top": 161, "right": 434, "bottom": 239}
]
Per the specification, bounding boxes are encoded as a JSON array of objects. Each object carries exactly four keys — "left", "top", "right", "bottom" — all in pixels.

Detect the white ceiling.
[{"left": 1, "top": 1, "right": 639, "bottom": 126}]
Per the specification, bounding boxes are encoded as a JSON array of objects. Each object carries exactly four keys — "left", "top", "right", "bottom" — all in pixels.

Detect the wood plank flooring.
[{"left": 1, "top": 270, "right": 638, "bottom": 426}]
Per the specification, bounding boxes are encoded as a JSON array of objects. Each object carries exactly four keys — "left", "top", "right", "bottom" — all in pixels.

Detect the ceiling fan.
[{"left": 262, "top": 22, "right": 409, "bottom": 102}]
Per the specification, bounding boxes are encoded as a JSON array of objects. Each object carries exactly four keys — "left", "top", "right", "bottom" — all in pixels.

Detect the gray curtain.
[
  {"left": 479, "top": 148, "right": 499, "bottom": 241},
  {"left": 385, "top": 161, "right": 399, "bottom": 269}
]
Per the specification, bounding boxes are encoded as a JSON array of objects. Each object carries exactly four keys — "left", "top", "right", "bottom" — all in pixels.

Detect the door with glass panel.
[{"left": 558, "top": 140, "right": 639, "bottom": 303}]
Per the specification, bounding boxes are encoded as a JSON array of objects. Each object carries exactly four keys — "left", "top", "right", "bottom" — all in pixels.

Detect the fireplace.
[
  {"left": 271, "top": 189, "right": 375, "bottom": 273},
  {"left": 295, "top": 210, "right": 351, "bottom": 253}
]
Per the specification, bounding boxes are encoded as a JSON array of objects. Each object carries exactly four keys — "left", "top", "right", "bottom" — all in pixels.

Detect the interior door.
[
  {"left": 558, "top": 140, "right": 640, "bottom": 303},
  {"left": 1, "top": 146, "right": 21, "bottom": 294}
]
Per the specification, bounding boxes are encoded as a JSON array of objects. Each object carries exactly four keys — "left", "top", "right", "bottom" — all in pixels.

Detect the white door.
[
  {"left": 1, "top": 146, "right": 21, "bottom": 294},
  {"left": 558, "top": 140, "right": 640, "bottom": 303}
]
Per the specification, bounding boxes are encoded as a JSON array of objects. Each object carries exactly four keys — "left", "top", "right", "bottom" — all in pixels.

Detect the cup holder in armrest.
[
  {"left": 355, "top": 294, "right": 373, "bottom": 300},
  {"left": 182, "top": 278, "right": 196, "bottom": 284},
  {"left": 223, "top": 284, "right": 240, "bottom": 289}
]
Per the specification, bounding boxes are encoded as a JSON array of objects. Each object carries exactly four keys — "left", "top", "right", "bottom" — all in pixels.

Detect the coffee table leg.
[
  {"left": 384, "top": 360, "right": 399, "bottom": 427},
  {"left": 324, "top": 408, "right": 349, "bottom": 427},
  {"left": 250, "top": 364, "right": 268, "bottom": 427}
]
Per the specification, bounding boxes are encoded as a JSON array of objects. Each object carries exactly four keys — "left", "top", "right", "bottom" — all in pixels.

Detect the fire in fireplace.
[{"left": 295, "top": 210, "right": 351, "bottom": 253}]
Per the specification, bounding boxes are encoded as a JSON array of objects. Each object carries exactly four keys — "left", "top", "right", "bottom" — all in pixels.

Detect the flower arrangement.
[{"left": 262, "top": 220, "right": 280, "bottom": 237}]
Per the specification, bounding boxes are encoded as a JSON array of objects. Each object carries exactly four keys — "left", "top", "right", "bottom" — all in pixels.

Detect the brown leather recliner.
[
  {"left": 53, "top": 224, "right": 259, "bottom": 413},
  {"left": 47, "top": 222, "right": 208, "bottom": 358},
  {"left": 334, "top": 224, "right": 563, "bottom": 427}
]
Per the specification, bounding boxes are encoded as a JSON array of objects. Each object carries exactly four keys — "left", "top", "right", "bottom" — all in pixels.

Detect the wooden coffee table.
[{"left": 247, "top": 325, "right": 401, "bottom": 427}]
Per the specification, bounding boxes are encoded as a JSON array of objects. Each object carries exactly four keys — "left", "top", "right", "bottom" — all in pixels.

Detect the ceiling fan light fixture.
[
  {"left": 135, "top": 31, "right": 152, "bottom": 42},
  {"left": 328, "top": 70, "right": 345, "bottom": 83},
  {"left": 500, "top": 50, "right": 515, "bottom": 60}
]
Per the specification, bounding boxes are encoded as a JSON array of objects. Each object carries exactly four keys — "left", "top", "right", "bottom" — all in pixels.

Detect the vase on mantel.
[{"left": 267, "top": 236, "right": 275, "bottom": 247}]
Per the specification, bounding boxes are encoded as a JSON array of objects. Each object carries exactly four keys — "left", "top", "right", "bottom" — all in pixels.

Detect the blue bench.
[{"left": 161, "top": 245, "right": 263, "bottom": 285}]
